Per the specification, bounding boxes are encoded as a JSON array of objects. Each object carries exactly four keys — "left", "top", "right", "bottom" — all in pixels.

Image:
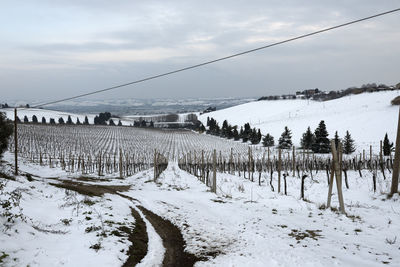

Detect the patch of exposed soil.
[
  {"left": 138, "top": 206, "right": 201, "bottom": 267},
  {"left": 49, "top": 180, "right": 130, "bottom": 197},
  {"left": 122, "top": 208, "right": 148, "bottom": 267}
]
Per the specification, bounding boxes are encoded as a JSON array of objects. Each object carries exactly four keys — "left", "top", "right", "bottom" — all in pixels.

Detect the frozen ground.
[{"left": 1, "top": 151, "right": 399, "bottom": 266}]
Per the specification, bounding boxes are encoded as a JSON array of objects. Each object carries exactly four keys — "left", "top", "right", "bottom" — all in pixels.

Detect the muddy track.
[
  {"left": 48, "top": 179, "right": 201, "bottom": 267},
  {"left": 138, "top": 206, "right": 200, "bottom": 267},
  {"left": 122, "top": 208, "right": 148, "bottom": 267}
]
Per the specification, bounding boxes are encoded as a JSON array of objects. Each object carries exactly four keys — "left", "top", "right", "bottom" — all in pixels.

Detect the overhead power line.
[{"left": 31, "top": 7, "right": 400, "bottom": 109}]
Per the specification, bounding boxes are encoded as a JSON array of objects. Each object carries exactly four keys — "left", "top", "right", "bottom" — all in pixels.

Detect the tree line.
[{"left": 204, "top": 117, "right": 393, "bottom": 155}]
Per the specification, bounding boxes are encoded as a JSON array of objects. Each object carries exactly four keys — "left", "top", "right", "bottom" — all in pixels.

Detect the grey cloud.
[{"left": 1, "top": 0, "right": 399, "bottom": 102}]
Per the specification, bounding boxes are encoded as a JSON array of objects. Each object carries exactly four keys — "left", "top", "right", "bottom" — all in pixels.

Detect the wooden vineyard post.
[
  {"left": 212, "top": 149, "right": 217, "bottom": 193},
  {"left": 363, "top": 149, "right": 365, "bottom": 163},
  {"left": 153, "top": 149, "right": 157, "bottom": 181},
  {"left": 326, "top": 159, "right": 335, "bottom": 208},
  {"left": 248, "top": 147, "right": 251, "bottom": 179},
  {"left": 98, "top": 152, "right": 102, "bottom": 176},
  {"left": 390, "top": 106, "right": 400, "bottom": 196},
  {"left": 119, "top": 149, "right": 123, "bottom": 179},
  {"left": 14, "top": 108, "right": 18, "bottom": 176},
  {"left": 327, "top": 140, "right": 346, "bottom": 213},
  {"left": 230, "top": 148, "right": 233, "bottom": 175},
  {"left": 278, "top": 148, "right": 281, "bottom": 193},
  {"left": 292, "top": 146, "right": 295, "bottom": 177},
  {"left": 370, "top": 145, "right": 372, "bottom": 163},
  {"left": 201, "top": 150, "right": 205, "bottom": 182}
]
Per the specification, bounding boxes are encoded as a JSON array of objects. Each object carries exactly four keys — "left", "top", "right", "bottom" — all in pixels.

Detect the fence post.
[
  {"left": 292, "top": 146, "right": 295, "bottom": 176},
  {"left": 329, "top": 140, "right": 345, "bottom": 213},
  {"left": 119, "top": 149, "right": 123, "bottom": 178},
  {"left": 14, "top": 108, "right": 18, "bottom": 176},
  {"left": 153, "top": 149, "right": 157, "bottom": 181},
  {"left": 390, "top": 107, "right": 400, "bottom": 196},
  {"left": 212, "top": 149, "right": 217, "bottom": 193},
  {"left": 201, "top": 150, "right": 205, "bottom": 182},
  {"left": 278, "top": 148, "right": 281, "bottom": 193}
]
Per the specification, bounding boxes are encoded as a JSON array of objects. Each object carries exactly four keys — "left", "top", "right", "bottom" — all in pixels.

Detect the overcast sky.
[{"left": 0, "top": 0, "right": 399, "bottom": 103}]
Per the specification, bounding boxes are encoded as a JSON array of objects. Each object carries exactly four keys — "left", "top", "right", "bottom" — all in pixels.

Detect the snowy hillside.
[{"left": 199, "top": 90, "right": 400, "bottom": 151}]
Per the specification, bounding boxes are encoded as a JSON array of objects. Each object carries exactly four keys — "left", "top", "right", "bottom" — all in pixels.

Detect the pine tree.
[
  {"left": 41, "top": 117, "right": 46, "bottom": 124},
  {"left": 343, "top": 130, "right": 356, "bottom": 154},
  {"left": 118, "top": 120, "right": 122, "bottom": 126},
  {"left": 109, "top": 119, "right": 115, "bottom": 126},
  {"left": 233, "top": 128, "right": 240, "bottom": 141},
  {"left": 0, "top": 112, "right": 13, "bottom": 159},
  {"left": 334, "top": 131, "right": 341, "bottom": 149},
  {"left": 23, "top": 115, "right": 29, "bottom": 123},
  {"left": 250, "top": 128, "right": 260, "bottom": 144},
  {"left": 49, "top": 118, "right": 55, "bottom": 124},
  {"left": 262, "top": 133, "right": 274, "bottom": 147},
  {"left": 84, "top": 116, "right": 89, "bottom": 125},
  {"left": 383, "top": 133, "right": 393, "bottom": 156},
  {"left": 66, "top": 115, "right": 73, "bottom": 125},
  {"left": 76, "top": 117, "right": 81, "bottom": 125},
  {"left": 222, "top": 120, "right": 228, "bottom": 137},
  {"left": 312, "top": 120, "right": 330, "bottom": 153},
  {"left": 300, "top": 126, "right": 315, "bottom": 149},
  {"left": 58, "top": 117, "right": 65, "bottom": 124},
  {"left": 278, "top": 126, "right": 292, "bottom": 149},
  {"left": 32, "top": 115, "right": 38, "bottom": 123}
]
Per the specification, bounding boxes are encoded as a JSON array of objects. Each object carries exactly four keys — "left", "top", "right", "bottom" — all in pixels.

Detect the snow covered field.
[
  {"left": 1, "top": 90, "right": 399, "bottom": 266},
  {"left": 199, "top": 90, "right": 400, "bottom": 151},
  {"left": 1, "top": 151, "right": 399, "bottom": 266}
]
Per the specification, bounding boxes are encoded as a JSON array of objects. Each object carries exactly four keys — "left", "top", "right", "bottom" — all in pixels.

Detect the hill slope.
[{"left": 199, "top": 90, "right": 400, "bottom": 151}]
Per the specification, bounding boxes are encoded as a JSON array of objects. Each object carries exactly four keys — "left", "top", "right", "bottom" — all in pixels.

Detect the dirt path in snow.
[
  {"left": 49, "top": 179, "right": 200, "bottom": 267},
  {"left": 137, "top": 206, "right": 200, "bottom": 267}
]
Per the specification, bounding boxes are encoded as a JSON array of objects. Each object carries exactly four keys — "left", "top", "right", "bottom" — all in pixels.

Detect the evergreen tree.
[
  {"left": 199, "top": 124, "right": 206, "bottom": 133},
  {"left": 58, "top": 117, "right": 65, "bottom": 124},
  {"left": 257, "top": 129, "right": 262, "bottom": 143},
  {"left": 383, "top": 133, "right": 393, "bottom": 156},
  {"left": 41, "top": 117, "right": 46, "bottom": 124},
  {"left": 278, "top": 126, "right": 292, "bottom": 149},
  {"left": 0, "top": 112, "right": 13, "bottom": 159},
  {"left": 84, "top": 116, "right": 89, "bottom": 125},
  {"left": 109, "top": 119, "right": 115, "bottom": 126},
  {"left": 66, "top": 115, "right": 73, "bottom": 125},
  {"left": 49, "top": 118, "right": 55, "bottom": 124},
  {"left": 334, "top": 131, "right": 340, "bottom": 149},
  {"left": 23, "top": 115, "right": 29, "bottom": 123},
  {"left": 250, "top": 128, "right": 260, "bottom": 144},
  {"left": 343, "top": 130, "right": 356, "bottom": 154},
  {"left": 222, "top": 120, "right": 229, "bottom": 137},
  {"left": 312, "top": 120, "right": 330, "bottom": 153},
  {"left": 32, "top": 115, "right": 38, "bottom": 123},
  {"left": 94, "top": 116, "right": 100, "bottom": 125},
  {"left": 76, "top": 117, "right": 81, "bottom": 125},
  {"left": 239, "top": 126, "right": 244, "bottom": 139},
  {"left": 16, "top": 116, "right": 21, "bottom": 123},
  {"left": 118, "top": 120, "right": 122, "bottom": 126},
  {"left": 300, "top": 126, "right": 315, "bottom": 149},
  {"left": 262, "top": 133, "right": 274, "bottom": 147},
  {"left": 233, "top": 128, "right": 240, "bottom": 140}
]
